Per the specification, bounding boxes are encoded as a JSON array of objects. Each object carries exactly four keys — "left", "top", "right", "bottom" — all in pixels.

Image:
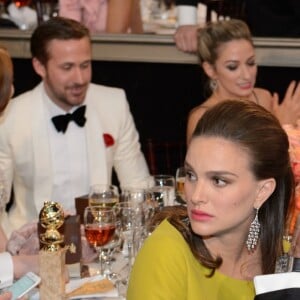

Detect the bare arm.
[
  {"left": 12, "top": 255, "right": 39, "bottom": 280},
  {"left": 106, "top": 0, "right": 134, "bottom": 33},
  {"left": 129, "top": 0, "right": 143, "bottom": 33},
  {"left": 186, "top": 106, "right": 207, "bottom": 145},
  {"left": 174, "top": 25, "right": 199, "bottom": 53}
]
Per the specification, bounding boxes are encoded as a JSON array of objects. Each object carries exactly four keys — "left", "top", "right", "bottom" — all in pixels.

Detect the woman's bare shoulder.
[
  {"left": 188, "top": 98, "right": 215, "bottom": 120},
  {"left": 253, "top": 87, "right": 273, "bottom": 109},
  {"left": 187, "top": 101, "right": 213, "bottom": 144}
]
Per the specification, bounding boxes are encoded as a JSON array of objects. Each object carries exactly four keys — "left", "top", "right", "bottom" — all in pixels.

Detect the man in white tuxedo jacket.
[{"left": 0, "top": 17, "right": 151, "bottom": 235}]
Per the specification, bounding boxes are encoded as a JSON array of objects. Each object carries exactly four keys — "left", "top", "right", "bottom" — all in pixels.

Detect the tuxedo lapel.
[
  {"left": 85, "top": 103, "right": 108, "bottom": 185},
  {"left": 32, "top": 84, "right": 53, "bottom": 210}
]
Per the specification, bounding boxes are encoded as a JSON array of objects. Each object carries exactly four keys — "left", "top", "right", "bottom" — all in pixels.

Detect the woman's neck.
[
  {"left": 211, "top": 89, "right": 255, "bottom": 103},
  {"left": 204, "top": 235, "right": 262, "bottom": 280}
]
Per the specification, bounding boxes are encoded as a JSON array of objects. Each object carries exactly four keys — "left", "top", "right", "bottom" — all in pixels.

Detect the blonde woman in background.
[
  {"left": 187, "top": 19, "right": 300, "bottom": 144},
  {"left": 59, "top": 0, "right": 143, "bottom": 33}
]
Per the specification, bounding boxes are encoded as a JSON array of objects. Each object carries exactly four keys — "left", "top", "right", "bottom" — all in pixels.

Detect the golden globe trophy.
[{"left": 39, "top": 201, "right": 67, "bottom": 300}]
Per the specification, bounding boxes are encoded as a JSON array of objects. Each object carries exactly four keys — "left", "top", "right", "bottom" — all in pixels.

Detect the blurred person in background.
[
  {"left": 186, "top": 19, "right": 300, "bottom": 144},
  {"left": 59, "top": 0, "right": 143, "bottom": 33},
  {"left": 174, "top": 0, "right": 300, "bottom": 53}
]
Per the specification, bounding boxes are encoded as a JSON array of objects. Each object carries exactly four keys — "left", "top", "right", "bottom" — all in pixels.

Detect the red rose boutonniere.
[{"left": 103, "top": 133, "right": 114, "bottom": 147}]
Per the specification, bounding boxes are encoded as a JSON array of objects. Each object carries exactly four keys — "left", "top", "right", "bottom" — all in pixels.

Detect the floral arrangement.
[{"left": 283, "top": 124, "right": 300, "bottom": 234}]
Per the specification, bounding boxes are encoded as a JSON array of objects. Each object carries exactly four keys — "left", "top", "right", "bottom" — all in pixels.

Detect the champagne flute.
[
  {"left": 84, "top": 206, "right": 116, "bottom": 276},
  {"left": 88, "top": 184, "right": 119, "bottom": 208}
]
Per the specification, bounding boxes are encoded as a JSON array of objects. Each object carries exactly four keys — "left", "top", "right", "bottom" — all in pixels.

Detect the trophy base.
[{"left": 39, "top": 248, "right": 67, "bottom": 300}]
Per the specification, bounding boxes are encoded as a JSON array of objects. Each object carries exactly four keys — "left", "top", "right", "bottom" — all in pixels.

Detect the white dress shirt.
[{"left": 43, "top": 88, "right": 89, "bottom": 214}]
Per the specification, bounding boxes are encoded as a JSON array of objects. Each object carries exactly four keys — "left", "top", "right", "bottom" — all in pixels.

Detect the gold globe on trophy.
[{"left": 39, "top": 201, "right": 65, "bottom": 252}]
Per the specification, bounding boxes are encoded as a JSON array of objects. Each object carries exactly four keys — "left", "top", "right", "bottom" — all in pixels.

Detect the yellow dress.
[{"left": 127, "top": 219, "right": 255, "bottom": 300}]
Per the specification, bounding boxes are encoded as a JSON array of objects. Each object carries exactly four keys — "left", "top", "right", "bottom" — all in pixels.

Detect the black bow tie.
[{"left": 52, "top": 105, "right": 86, "bottom": 133}]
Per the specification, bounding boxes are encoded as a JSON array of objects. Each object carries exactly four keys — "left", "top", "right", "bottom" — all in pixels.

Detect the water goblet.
[
  {"left": 115, "top": 202, "right": 143, "bottom": 269},
  {"left": 84, "top": 206, "right": 116, "bottom": 276},
  {"left": 152, "top": 174, "right": 176, "bottom": 206}
]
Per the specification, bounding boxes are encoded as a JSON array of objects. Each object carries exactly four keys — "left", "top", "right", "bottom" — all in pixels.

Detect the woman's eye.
[
  {"left": 227, "top": 65, "right": 237, "bottom": 71},
  {"left": 186, "top": 170, "right": 197, "bottom": 182},
  {"left": 247, "top": 61, "right": 256, "bottom": 67},
  {"left": 212, "top": 176, "right": 227, "bottom": 186}
]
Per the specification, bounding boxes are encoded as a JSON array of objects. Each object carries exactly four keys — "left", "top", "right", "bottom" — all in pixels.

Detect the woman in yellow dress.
[{"left": 127, "top": 100, "right": 293, "bottom": 299}]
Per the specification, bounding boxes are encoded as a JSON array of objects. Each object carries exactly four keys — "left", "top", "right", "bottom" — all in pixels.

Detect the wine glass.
[
  {"left": 175, "top": 166, "right": 186, "bottom": 203},
  {"left": 84, "top": 206, "right": 116, "bottom": 276},
  {"left": 88, "top": 184, "right": 120, "bottom": 276},
  {"left": 88, "top": 184, "right": 119, "bottom": 208}
]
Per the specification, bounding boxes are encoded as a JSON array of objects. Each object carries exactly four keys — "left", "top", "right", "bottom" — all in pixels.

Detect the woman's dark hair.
[
  {"left": 30, "top": 16, "right": 90, "bottom": 65},
  {"left": 158, "top": 100, "right": 294, "bottom": 275}
]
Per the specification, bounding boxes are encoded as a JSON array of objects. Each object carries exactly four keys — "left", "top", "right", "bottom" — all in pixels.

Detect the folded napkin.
[
  {"left": 66, "top": 275, "right": 118, "bottom": 299},
  {"left": 7, "top": 3, "right": 37, "bottom": 30},
  {"left": 254, "top": 272, "right": 300, "bottom": 294}
]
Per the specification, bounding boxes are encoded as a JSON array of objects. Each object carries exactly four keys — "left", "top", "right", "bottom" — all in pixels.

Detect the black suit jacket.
[
  {"left": 245, "top": 0, "right": 300, "bottom": 37},
  {"left": 254, "top": 288, "right": 300, "bottom": 300}
]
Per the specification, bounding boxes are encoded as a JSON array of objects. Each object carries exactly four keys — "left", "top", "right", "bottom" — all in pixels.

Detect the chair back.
[{"left": 144, "top": 138, "right": 186, "bottom": 176}]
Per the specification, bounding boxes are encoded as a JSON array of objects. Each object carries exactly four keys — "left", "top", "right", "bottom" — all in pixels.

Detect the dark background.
[{"left": 14, "top": 58, "right": 300, "bottom": 176}]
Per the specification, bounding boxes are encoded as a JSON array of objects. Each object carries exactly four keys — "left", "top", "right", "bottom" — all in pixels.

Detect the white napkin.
[
  {"left": 7, "top": 3, "right": 37, "bottom": 30},
  {"left": 254, "top": 272, "right": 300, "bottom": 295},
  {"left": 66, "top": 275, "right": 118, "bottom": 299},
  {"left": 29, "top": 275, "right": 118, "bottom": 299}
]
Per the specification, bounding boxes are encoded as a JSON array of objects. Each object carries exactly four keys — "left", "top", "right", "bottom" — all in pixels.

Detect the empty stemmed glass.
[
  {"left": 84, "top": 206, "right": 116, "bottom": 277},
  {"left": 115, "top": 202, "right": 144, "bottom": 268}
]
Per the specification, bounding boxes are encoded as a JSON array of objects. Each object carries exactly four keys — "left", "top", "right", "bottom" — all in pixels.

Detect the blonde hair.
[
  {"left": 197, "top": 19, "right": 253, "bottom": 65},
  {"left": 0, "top": 46, "right": 13, "bottom": 113}
]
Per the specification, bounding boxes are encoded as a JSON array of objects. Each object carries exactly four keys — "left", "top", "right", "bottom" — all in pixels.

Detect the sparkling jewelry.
[
  {"left": 246, "top": 208, "right": 260, "bottom": 252},
  {"left": 209, "top": 79, "right": 217, "bottom": 91}
]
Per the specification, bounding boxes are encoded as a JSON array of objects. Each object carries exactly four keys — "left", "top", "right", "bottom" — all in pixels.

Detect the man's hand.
[
  {"left": 6, "top": 221, "right": 39, "bottom": 255},
  {"left": 174, "top": 25, "right": 198, "bottom": 53}
]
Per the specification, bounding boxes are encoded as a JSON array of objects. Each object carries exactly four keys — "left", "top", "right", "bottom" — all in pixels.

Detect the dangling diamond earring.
[
  {"left": 246, "top": 208, "right": 261, "bottom": 253},
  {"left": 209, "top": 79, "right": 217, "bottom": 92}
]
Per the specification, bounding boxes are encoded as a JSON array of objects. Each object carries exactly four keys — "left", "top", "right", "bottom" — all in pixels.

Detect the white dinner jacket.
[{"left": 0, "top": 82, "right": 150, "bottom": 235}]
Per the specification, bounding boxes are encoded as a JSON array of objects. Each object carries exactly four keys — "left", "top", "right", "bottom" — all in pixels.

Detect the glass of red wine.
[{"left": 84, "top": 206, "right": 116, "bottom": 276}]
